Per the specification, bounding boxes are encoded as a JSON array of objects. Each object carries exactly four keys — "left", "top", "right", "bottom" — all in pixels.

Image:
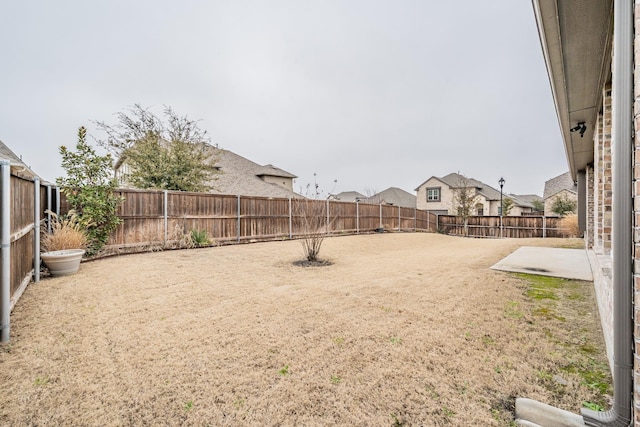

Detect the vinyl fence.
[{"left": 436, "top": 215, "right": 567, "bottom": 238}]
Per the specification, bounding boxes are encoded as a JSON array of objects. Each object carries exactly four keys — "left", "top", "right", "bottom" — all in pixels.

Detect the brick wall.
[
  {"left": 586, "top": 164, "right": 594, "bottom": 249},
  {"left": 602, "top": 84, "right": 613, "bottom": 254}
]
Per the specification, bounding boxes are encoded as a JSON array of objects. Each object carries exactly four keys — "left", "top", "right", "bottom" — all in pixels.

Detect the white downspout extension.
[{"left": 0, "top": 160, "right": 11, "bottom": 343}]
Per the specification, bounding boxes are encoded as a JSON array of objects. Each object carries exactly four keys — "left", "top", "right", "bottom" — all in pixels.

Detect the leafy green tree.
[
  {"left": 58, "top": 126, "right": 122, "bottom": 255},
  {"left": 531, "top": 199, "right": 544, "bottom": 213},
  {"left": 96, "top": 104, "right": 219, "bottom": 192},
  {"left": 551, "top": 194, "right": 577, "bottom": 217},
  {"left": 501, "top": 197, "right": 514, "bottom": 216}
]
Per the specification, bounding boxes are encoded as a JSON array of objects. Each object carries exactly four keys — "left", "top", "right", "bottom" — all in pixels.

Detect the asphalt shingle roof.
[
  {"left": 206, "top": 148, "right": 299, "bottom": 198},
  {"left": 543, "top": 172, "right": 577, "bottom": 199}
]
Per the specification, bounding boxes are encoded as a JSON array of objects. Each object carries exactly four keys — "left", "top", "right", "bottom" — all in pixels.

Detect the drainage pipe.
[
  {"left": 0, "top": 160, "right": 10, "bottom": 343},
  {"left": 582, "top": 0, "right": 633, "bottom": 424}
]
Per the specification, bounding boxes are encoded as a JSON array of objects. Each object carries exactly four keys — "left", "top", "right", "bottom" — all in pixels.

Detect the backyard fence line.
[
  {"left": 0, "top": 166, "right": 58, "bottom": 342},
  {"left": 436, "top": 215, "right": 567, "bottom": 238},
  {"left": 57, "top": 189, "right": 438, "bottom": 253}
]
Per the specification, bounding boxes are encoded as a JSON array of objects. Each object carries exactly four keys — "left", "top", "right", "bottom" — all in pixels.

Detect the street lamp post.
[{"left": 499, "top": 177, "right": 505, "bottom": 238}]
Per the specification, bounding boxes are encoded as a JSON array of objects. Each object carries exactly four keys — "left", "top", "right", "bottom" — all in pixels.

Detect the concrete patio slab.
[{"left": 490, "top": 246, "right": 593, "bottom": 281}]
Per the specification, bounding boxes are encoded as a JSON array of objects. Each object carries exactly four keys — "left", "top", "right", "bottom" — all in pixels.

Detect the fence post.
[
  {"left": 55, "top": 186, "right": 60, "bottom": 215},
  {"left": 356, "top": 201, "right": 359, "bottom": 234},
  {"left": 46, "top": 185, "right": 52, "bottom": 233},
  {"left": 288, "top": 197, "right": 292, "bottom": 239},
  {"left": 543, "top": 216, "right": 546, "bottom": 238},
  {"left": 398, "top": 206, "right": 401, "bottom": 231},
  {"left": 163, "top": 190, "right": 168, "bottom": 244},
  {"left": 237, "top": 195, "right": 241, "bottom": 243},
  {"left": 326, "top": 199, "right": 329, "bottom": 234},
  {"left": 414, "top": 207, "right": 417, "bottom": 232},
  {"left": 1, "top": 160, "right": 11, "bottom": 342},
  {"left": 34, "top": 178, "right": 40, "bottom": 283},
  {"left": 379, "top": 203, "right": 383, "bottom": 229}
]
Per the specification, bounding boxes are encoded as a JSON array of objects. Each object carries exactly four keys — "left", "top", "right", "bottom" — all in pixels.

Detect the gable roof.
[
  {"left": 364, "top": 187, "right": 416, "bottom": 208},
  {"left": 440, "top": 172, "right": 505, "bottom": 202},
  {"left": 510, "top": 194, "right": 542, "bottom": 209},
  {"left": 543, "top": 172, "right": 577, "bottom": 199},
  {"left": 331, "top": 191, "right": 365, "bottom": 202},
  {"left": 416, "top": 172, "right": 532, "bottom": 207},
  {"left": 207, "top": 148, "right": 299, "bottom": 198}
]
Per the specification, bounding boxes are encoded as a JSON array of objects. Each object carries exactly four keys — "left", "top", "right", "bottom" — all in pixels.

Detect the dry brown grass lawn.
[{"left": 0, "top": 233, "right": 609, "bottom": 426}]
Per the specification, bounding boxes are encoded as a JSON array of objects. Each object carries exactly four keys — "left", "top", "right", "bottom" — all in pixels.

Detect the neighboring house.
[
  {"left": 414, "top": 172, "right": 534, "bottom": 216},
  {"left": 0, "top": 139, "right": 41, "bottom": 180},
  {"left": 329, "top": 191, "right": 365, "bottom": 202},
  {"left": 115, "top": 145, "right": 298, "bottom": 198},
  {"left": 542, "top": 172, "right": 578, "bottom": 216},
  {"left": 357, "top": 187, "right": 417, "bottom": 208},
  {"left": 210, "top": 149, "right": 297, "bottom": 198},
  {"left": 512, "top": 194, "right": 544, "bottom": 213},
  {"left": 528, "top": 2, "right": 640, "bottom": 424}
]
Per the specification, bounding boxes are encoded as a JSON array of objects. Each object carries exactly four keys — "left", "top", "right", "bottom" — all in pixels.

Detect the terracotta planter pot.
[{"left": 41, "top": 249, "right": 85, "bottom": 276}]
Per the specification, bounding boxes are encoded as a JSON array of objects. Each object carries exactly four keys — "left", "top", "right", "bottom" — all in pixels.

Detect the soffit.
[{"left": 533, "top": 0, "right": 613, "bottom": 180}]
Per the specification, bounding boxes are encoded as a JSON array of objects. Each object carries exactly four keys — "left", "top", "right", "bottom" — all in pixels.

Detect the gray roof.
[
  {"left": 418, "top": 172, "right": 532, "bottom": 208},
  {"left": 510, "top": 194, "right": 542, "bottom": 209},
  {"left": 207, "top": 148, "right": 299, "bottom": 198},
  {"left": 363, "top": 187, "right": 416, "bottom": 208},
  {"left": 439, "top": 172, "right": 504, "bottom": 202},
  {"left": 543, "top": 172, "right": 577, "bottom": 199},
  {"left": 255, "top": 164, "right": 296, "bottom": 179},
  {"left": 0, "top": 139, "right": 40, "bottom": 179},
  {"left": 331, "top": 191, "right": 365, "bottom": 202}
]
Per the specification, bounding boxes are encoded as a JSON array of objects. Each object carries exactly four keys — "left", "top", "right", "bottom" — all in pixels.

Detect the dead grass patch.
[{"left": 0, "top": 234, "right": 609, "bottom": 425}]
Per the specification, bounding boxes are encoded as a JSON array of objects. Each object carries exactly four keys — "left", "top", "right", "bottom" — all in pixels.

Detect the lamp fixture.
[{"left": 570, "top": 122, "right": 587, "bottom": 138}]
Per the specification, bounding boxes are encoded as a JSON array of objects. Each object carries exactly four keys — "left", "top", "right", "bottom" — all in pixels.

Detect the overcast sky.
[{"left": 0, "top": 1, "right": 566, "bottom": 197}]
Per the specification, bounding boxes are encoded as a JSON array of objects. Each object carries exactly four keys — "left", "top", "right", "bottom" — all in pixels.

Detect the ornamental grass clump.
[{"left": 41, "top": 210, "right": 88, "bottom": 252}]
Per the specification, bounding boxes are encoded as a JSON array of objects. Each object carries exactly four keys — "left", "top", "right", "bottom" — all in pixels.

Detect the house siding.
[
  {"left": 416, "top": 178, "right": 456, "bottom": 213},
  {"left": 260, "top": 175, "right": 294, "bottom": 191}
]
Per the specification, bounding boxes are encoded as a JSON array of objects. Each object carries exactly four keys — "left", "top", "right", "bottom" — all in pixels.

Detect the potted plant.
[{"left": 40, "top": 210, "right": 87, "bottom": 276}]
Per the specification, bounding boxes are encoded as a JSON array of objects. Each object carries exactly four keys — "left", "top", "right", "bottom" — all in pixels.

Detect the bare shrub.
[
  {"left": 164, "top": 224, "right": 196, "bottom": 250},
  {"left": 294, "top": 199, "right": 332, "bottom": 262},
  {"left": 41, "top": 210, "right": 88, "bottom": 252},
  {"left": 560, "top": 214, "right": 581, "bottom": 238}
]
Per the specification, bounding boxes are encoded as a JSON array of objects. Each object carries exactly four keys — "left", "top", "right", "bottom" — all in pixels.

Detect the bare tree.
[
  {"left": 293, "top": 198, "right": 334, "bottom": 263},
  {"left": 452, "top": 175, "right": 479, "bottom": 236}
]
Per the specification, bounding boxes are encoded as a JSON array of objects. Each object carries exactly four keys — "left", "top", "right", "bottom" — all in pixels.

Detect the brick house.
[
  {"left": 415, "top": 172, "right": 534, "bottom": 216},
  {"left": 524, "top": 1, "right": 638, "bottom": 424},
  {"left": 543, "top": 171, "right": 578, "bottom": 216}
]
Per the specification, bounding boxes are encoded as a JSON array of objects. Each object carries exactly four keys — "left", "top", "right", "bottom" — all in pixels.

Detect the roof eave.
[{"left": 532, "top": 0, "right": 613, "bottom": 180}]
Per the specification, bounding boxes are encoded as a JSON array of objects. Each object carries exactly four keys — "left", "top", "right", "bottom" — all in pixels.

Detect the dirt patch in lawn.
[{"left": 0, "top": 233, "right": 608, "bottom": 426}]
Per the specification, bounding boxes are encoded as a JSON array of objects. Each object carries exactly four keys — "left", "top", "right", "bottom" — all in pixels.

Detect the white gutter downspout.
[
  {"left": 517, "top": 1, "right": 633, "bottom": 425},
  {"left": 0, "top": 160, "right": 10, "bottom": 343},
  {"left": 582, "top": 0, "right": 634, "bottom": 425}
]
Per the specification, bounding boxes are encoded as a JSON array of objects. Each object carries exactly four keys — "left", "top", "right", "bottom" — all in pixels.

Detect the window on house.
[
  {"left": 475, "top": 203, "right": 484, "bottom": 216},
  {"left": 426, "top": 187, "right": 440, "bottom": 202}
]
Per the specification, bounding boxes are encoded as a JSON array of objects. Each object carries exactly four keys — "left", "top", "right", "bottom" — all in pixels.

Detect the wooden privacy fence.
[
  {"left": 437, "top": 215, "right": 567, "bottom": 238},
  {"left": 61, "top": 189, "right": 438, "bottom": 251},
  {"left": 0, "top": 162, "right": 58, "bottom": 342}
]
